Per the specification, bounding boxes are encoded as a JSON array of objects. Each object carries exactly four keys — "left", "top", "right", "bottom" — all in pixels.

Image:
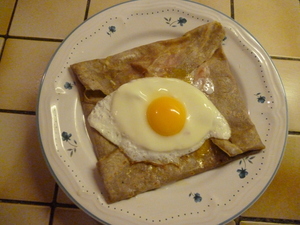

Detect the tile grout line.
[
  {"left": 0, "top": 197, "right": 77, "bottom": 209},
  {"left": 289, "top": 131, "right": 300, "bottom": 135},
  {"left": 0, "top": 198, "right": 52, "bottom": 207},
  {"left": 84, "top": 0, "right": 91, "bottom": 21},
  {"left": 0, "top": 0, "right": 18, "bottom": 61},
  {"left": 6, "top": 0, "right": 18, "bottom": 35},
  {"left": 230, "top": 0, "right": 235, "bottom": 19},
  {"left": 1, "top": 35, "right": 63, "bottom": 43},
  {"left": 271, "top": 56, "right": 300, "bottom": 61},
  {"left": 0, "top": 109, "right": 36, "bottom": 115},
  {"left": 48, "top": 184, "right": 59, "bottom": 225}
]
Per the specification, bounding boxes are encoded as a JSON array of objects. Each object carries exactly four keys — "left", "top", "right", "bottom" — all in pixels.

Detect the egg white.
[{"left": 88, "top": 77, "right": 231, "bottom": 164}]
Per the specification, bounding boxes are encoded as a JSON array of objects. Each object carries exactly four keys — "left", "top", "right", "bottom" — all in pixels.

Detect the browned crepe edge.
[
  {"left": 70, "top": 21, "right": 225, "bottom": 95},
  {"left": 97, "top": 141, "right": 259, "bottom": 203},
  {"left": 70, "top": 21, "right": 265, "bottom": 203}
]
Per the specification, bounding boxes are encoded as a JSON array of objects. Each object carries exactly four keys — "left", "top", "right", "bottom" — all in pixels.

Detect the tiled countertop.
[{"left": 0, "top": 0, "right": 299, "bottom": 225}]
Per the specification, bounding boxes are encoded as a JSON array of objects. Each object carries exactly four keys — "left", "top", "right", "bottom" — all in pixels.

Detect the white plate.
[{"left": 37, "top": 0, "right": 288, "bottom": 224}]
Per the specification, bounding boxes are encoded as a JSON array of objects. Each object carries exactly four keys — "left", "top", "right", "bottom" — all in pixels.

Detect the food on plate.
[
  {"left": 88, "top": 77, "right": 231, "bottom": 165},
  {"left": 70, "top": 21, "right": 265, "bottom": 203}
]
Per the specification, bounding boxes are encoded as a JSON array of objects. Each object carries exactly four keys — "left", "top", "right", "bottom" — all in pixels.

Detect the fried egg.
[{"left": 88, "top": 77, "right": 231, "bottom": 164}]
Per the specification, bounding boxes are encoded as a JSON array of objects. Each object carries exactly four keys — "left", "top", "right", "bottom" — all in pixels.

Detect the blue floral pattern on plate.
[
  {"left": 64, "top": 81, "right": 75, "bottom": 90},
  {"left": 237, "top": 156, "right": 255, "bottom": 179},
  {"left": 164, "top": 17, "right": 187, "bottom": 27},
  {"left": 62, "top": 131, "right": 78, "bottom": 157}
]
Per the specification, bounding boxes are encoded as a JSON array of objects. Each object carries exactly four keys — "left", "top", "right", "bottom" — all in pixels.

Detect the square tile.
[
  {"left": 194, "top": 0, "right": 231, "bottom": 16},
  {"left": 88, "top": 0, "right": 230, "bottom": 18},
  {"left": 9, "top": 0, "right": 87, "bottom": 39},
  {"left": 0, "top": 39, "right": 60, "bottom": 111},
  {"left": 0, "top": 0, "right": 16, "bottom": 35},
  {"left": 242, "top": 135, "right": 300, "bottom": 220},
  {"left": 0, "top": 203, "right": 50, "bottom": 225},
  {"left": 273, "top": 59, "right": 300, "bottom": 132},
  {"left": 234, "top": 0, "right": 300, "bottom": 58},
  {"left": 56, "top": 188, "right": 75, "bottom": 205},
  {"left": 52, "top": 207, "right": 101, "bottom": 225},
  {"left": 0, "top": 113, "right": 56, "bottom": 202},
  {"left": 88, "top": 0, "right": 126, "bottom": 17}
]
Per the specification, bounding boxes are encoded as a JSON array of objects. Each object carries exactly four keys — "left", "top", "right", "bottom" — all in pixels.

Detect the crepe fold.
[{"left": 71, "top": 21, "right": 265, "bottom": 203}]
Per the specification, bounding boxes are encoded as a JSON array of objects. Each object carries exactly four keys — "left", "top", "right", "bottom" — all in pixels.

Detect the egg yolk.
[{"left": 147, "top": 96, "right": 186, "bottom": 136}]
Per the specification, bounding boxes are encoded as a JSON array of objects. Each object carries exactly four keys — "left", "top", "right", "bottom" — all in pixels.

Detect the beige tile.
[
  {"left": 56, "top": 188, "right": 75, "bottom": 205},
  {"left": 0, "top": 113, "right": 56, "bottom": 202},
  {"left": 88, "top": 0, "right": 230, "bottom": 18},
  {"left": 193, "top": 0, "right": 231, "bottom": 16},
  {"left": 9, "top": 0, "right": 86, "bottom": 39},
  {"left": 0, "top": 203, "right": 50, "bottom": 225},
  {"left": 53, "top": 207, "right": 102, "bottom": 225},
  {"left": 235, "top": 0, "right": 300, "bottom": 58},
  {"left": 273, "top": 59, "right": 300, "bottom": 132},
  {"left": 0, "top": 39, "right": 60, "bottom": 111},
  {"left": 0, "top": 0, "right": 15, "bottom": 35},
  {"left": 242, "top": 135, "right": 300, "bottom": 220},
  {"left": 88, "top": 0, "right": 125, "bottom": 17}
]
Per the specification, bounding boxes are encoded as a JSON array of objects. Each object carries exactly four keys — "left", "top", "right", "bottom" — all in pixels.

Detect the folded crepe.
[{"left": 71, "top": 21, "right": 265, "bottom": 203}]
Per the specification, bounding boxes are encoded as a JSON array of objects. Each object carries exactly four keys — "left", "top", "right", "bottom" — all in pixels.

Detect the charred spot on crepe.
[{"left": 70, "top": 21, "right": 265, "bottom": 203}]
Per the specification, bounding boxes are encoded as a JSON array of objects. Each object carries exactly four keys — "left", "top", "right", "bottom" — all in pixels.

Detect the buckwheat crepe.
[{"left": 71, "top": 21, "right": 265, "bottom": 203}]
